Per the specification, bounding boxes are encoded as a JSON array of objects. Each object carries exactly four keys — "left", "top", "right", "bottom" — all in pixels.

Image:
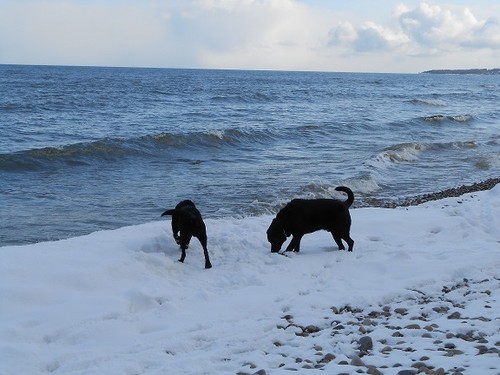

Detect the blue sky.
[{"left": 0, "top": 0, "right": 499, "bottom": 72}]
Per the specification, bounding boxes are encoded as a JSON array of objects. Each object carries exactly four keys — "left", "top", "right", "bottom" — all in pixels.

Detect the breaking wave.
[
  {"left": 0, "top": 128, "right": 277, "bottom": 172},
  {"left": 422, "top": 114, "right": 473, "bottom": 123},
  {"left": 298, "top": 175, "right": 381, "bottom": 200},
  {"left": 368, "top": 143, "right": 425, "bottom": 168},
  {"left": 367, "top": 140, "right": 480, "bottom": 169}
]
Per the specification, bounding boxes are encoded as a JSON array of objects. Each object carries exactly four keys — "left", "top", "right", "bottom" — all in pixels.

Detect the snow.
[{"left": 1, "top": 186, "right": 499, "bottom": 375}]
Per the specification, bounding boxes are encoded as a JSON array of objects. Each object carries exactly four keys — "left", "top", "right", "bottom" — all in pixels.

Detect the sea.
[{"left": 1, "top": 64, "right": 499, "bottom": 246}]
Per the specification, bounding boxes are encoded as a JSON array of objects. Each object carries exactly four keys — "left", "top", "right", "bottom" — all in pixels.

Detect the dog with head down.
[
  {"left": 161, "top": 200, "right": 212, "bottom": 269},
  {"left": 267, "top": 186, "right": 354, "bottom": 253}
]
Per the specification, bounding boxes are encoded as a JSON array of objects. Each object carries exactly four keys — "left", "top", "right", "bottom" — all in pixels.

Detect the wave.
[
  {"left": 411, "top": 98, "right": 447, "bottom": 106},
  {"left": 243, "top": 175, "right": 382, "bottom": 216},
  {"left": 210, "top": 92, "right": 275, "bottom": 104},
  {"left": 0, "top": 101, "right": 38, "bottom": 113},
  {"left": 298, "top": 175, "right": 381, "bottom": 200},
  {"left": 426, "top": 140, "right": 478, "bottom": 151},
  {"left": 368, "top": 143, "right": 425, "bottom": 168},
  {"left": 422, "top": 114, "right": 473, "bottom": 123},
  {"left": 0, "top": 128, "right": 277, "bottom": 172},
  {"left": 366, "top": 140, "right": 480, "bottom": 169},
  {"left": 0, "top": 139, "right": 141, "bottom": 171}
]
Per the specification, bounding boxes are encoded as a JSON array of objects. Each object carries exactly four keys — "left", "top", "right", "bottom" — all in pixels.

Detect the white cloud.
[
  {"left": 463, "top": 17, "right": 500, "bottom": 49},
  {"left": 328, "top": 22, "right": 357, "bottom": 46},
  {"left": 397, "top": 2, "right": 479, "bottom": 47},
  {"left": 328, "top": 1, "right": 500, "bottom": 56},
  {"left": 353, "top": 22, "right": 408, "bottom": 52}
]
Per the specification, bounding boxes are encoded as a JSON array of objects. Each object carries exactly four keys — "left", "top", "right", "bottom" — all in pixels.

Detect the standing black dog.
[
  {"left": 161, "top": 200, "right": 212, "bottom": 269},
  {"left": 267, "top": 186, "right": 354, "bottom": 253}
]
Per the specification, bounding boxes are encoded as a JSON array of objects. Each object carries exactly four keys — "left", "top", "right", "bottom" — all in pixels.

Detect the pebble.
[
  {"left": 444, "top": 349, "right": 464, "bottom": 356},
  {"left": 350, "top": 355, "right": 364, "bottom": 367},
  {"left": 358, "top": 336, "right": 373, "bottom": 352},
  {"left": 304, "top": 325, "right": 320, "bottom": 333},
  {"left": 411, "top": 362, "right": 427, "bottom": 369},
  {"left": 367, "top": 366, "right": 383, "bottom": 375},
  {"left": 397, "top": 370, "right": 417, "bottom": 375},
  {"left": 319, "top": 353, "right": 335, "bottom": 363}
]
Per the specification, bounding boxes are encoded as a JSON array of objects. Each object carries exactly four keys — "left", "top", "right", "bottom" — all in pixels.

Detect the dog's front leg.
[
  {"left": 179, "top": 246, "right": 187, "bottom": 263},
  {"left": 285, "top": 234, "right": 303, "bottom": 252},
  {"left": 172, "top": 220, "right": 181, "bottom": 245},
  {"left": 178, "top": 233, "right": 192, "bottom": 263}
]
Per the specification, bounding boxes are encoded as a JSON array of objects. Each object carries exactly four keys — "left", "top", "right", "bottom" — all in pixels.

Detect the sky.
[{"left": 0, "top": 0, "right": 499, "bottom": 73}]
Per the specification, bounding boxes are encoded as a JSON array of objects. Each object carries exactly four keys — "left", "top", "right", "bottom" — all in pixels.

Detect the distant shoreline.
[{"left": 422, "top": 68, "right": 500, "bottom": 75}]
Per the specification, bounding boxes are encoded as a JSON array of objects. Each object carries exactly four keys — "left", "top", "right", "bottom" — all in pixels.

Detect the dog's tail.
[
  {"left": 335, "top": 186, "right": 354, "bottom": 208},
  {"left": 161, "top": 209, "right": 177, "bottom": 217}
]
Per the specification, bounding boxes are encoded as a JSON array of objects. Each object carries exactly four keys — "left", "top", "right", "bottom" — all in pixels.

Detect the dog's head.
[{"left": 266, "top": 218, "right": 288, "bottom": 253}]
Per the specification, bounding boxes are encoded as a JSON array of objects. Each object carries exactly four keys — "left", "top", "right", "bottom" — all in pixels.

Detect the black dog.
[
  {"left": 267, "top": 186, "right": 354, "bottom": 253},
  {"left": 161, "top": 200, "right": 212, "bottom": 269}
]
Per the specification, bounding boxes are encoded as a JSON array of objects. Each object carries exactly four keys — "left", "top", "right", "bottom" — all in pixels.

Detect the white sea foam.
[
  {"left": 423, "top": 114, "right": 473, "bottom": 123},
  {"left": 341, "top": 173, "right": 381, "bottom": 194},
  {"left": 367, "top": 143, "right": 424, "bottom": 169}
]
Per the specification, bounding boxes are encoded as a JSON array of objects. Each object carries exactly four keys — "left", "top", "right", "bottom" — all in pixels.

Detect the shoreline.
[
  {"left": 1, "top": 178, "right": 498, "bottom": 247},
  {"left": 367, "top": 177, "right": 500, "bottom": 208}
]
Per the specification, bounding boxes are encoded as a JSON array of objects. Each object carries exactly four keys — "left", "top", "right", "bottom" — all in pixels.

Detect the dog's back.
[
  {"left": 279, "top": 198, "right": 351, "bottom": 234},
  {"left": 171, "top": 201, "right": 205, "bottom": 231}
]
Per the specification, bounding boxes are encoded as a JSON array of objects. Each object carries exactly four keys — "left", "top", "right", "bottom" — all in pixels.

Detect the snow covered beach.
[{"left": 1, "top": 184, "right": 499, "bottom": 375}]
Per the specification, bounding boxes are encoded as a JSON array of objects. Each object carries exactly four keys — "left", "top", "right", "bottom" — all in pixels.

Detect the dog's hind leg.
[
  {"left": 196, "top": 235, "right": 212, "bottom": 269},
  {"left": 202, "top": 245, "right": 212, "bottom": 269},
  {"left": 344, "top": 235, "right": 354, "bottom": 252},
  {"left": 331, "top": 232, "right": 346, "bottom": 250},
  {"left": 340, "top": 230, "right": 354, "bottom": 252}
]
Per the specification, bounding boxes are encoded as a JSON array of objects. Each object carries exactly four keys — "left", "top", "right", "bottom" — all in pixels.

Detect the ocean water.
[{"left": 1, "top": 65, "right": 499, "bottom": 246}]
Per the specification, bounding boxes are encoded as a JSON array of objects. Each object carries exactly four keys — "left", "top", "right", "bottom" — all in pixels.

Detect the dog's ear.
[{"left": 161, "top": 209, "right": 177, "bottom": 217}]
